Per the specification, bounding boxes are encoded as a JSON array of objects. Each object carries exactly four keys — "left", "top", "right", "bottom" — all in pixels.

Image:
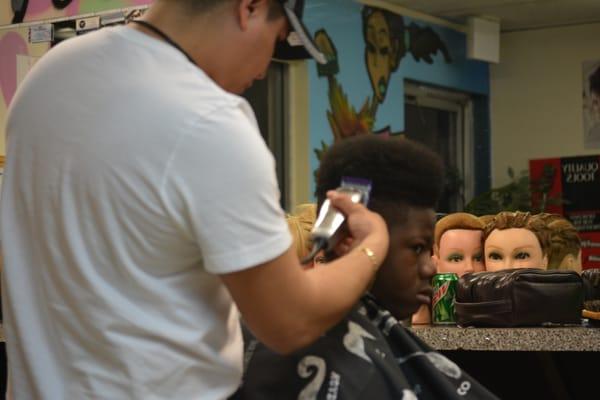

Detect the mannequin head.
[
  {"left": 413, "top": 212, "right": 484, "bottom": 325},
  {"left": 533, "top": 212, "right": 563, "bottom": 223},
  {"left": 483, "top": 211, "right": 550, "bottom": 271},
  {"left": 433, "top": 213, "right": 485, "bottom": 276},
  {"left": 544, "top": 217, "right": 582, "bottom": 273},
  {"left": 286, "top": 203, "right": 317, "bottom": 260}
]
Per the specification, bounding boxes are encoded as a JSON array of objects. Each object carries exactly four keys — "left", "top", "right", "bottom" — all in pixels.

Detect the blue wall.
[{"left": 303, "top": 0, "right": 490, "bottom": 196}]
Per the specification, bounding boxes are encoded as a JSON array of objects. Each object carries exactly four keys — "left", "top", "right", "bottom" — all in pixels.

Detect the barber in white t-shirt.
[{"left": 0, "top": 1, "right": 389, "bottom": 399}]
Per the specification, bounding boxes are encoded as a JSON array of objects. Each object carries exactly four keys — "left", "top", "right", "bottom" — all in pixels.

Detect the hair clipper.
[{"left": 301, "top": 177, "right": 372, "bottom": 264}]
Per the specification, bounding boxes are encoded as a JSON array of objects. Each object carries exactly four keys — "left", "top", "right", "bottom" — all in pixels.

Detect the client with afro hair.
[{"left": 233, "top": 135, "right": 499, "bottom": 400}]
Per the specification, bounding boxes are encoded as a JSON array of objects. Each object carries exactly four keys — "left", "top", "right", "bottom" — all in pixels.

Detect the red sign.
[{"left": 530, "top": 155, "right": 600, "bottom": 270}]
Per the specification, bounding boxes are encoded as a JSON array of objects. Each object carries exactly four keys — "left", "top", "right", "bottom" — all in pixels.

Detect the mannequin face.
[
  {"left": 434, "top": 229, "right": 484, "bottom": 276},
  {"left": 485, "top": 228, "right": 548, "bottom": 271}
]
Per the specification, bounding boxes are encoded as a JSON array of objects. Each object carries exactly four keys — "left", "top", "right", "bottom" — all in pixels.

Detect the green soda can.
[{"left": 431, "top": 272, "right": 458, "bottom": 325}]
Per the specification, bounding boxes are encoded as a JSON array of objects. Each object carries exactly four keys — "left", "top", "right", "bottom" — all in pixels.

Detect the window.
[{"left": 404, "top": 82, "right": 474, "bottom": 213}]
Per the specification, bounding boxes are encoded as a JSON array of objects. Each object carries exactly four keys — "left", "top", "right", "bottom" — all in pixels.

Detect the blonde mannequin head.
[
  {"left": 286, "top": 203, "right": 317, "bottom": 260},
  {"left": 413, "top": 212, "right": 484, "bottom": 325},
  {"left": 544, "top": 217, "right": 582, "bottom": 273},
  {"left": 433, "top": 212, "right": 485, "bottom": 276}
]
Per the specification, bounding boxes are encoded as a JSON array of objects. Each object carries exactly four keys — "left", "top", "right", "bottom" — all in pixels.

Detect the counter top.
[
  {"left": 1, "top": 323, "right": 598, "bottom": 351},
  {"left": 409, "top": 324, "right": 600, "bottom": 351}
]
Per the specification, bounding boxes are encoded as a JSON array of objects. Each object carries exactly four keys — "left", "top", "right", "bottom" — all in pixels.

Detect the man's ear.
[
  {"left": 237, "top": 0, "right": 267, "bottom": 31},
  {"left": 237, "top": 0, "right": 253, "bottom": 30}
]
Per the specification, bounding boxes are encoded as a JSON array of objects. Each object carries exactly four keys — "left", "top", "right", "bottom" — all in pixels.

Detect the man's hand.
[
  {"left": 221, "top": 192, "right": 389, "bottom": 354},
  {"left": 326, "top": 190, "right": 389, "bottom": 261}
]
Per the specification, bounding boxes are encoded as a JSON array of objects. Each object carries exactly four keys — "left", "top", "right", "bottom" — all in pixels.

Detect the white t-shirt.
[{"left": 1, "top": 25, "right": 291, "bottom": 400}]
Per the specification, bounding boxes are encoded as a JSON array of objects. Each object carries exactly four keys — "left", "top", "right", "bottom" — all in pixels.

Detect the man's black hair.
[
  {"left": 175, "top": 0, "right": 226, "bottom": 13},
  {"left": 315, "top": 135, "right": 444, "bottom": 223}
]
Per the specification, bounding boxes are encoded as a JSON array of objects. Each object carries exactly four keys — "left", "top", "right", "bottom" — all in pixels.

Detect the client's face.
[
  {"left": 369, "top": 206, "right": 436, "bottom": 320},
  {"left": 484, "top": 228, "right": 547, "bottom": 271},
  {"left": 435, "top": 229, "right": 485, "bottom": 276}
]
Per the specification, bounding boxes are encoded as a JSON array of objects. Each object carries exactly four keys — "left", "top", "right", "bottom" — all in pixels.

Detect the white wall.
[{"left": 490, "top": 22, "right": 600, "bottom": 186}]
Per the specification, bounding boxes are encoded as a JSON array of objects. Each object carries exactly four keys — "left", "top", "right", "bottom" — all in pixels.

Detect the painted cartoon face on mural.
[
  {"left": 314, "top": 29, "right": 339, "bottom": 78},
  {"left": 362, "top": 7, "right": 404, "bottom": 103},
  {"left": 310, "top": 5, "right": 456, "bottom": 171}
]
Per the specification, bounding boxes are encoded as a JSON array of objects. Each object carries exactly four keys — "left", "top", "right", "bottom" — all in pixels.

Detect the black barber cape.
[{"left": 231, "top": 295, "right": 499, "bottom": 400}]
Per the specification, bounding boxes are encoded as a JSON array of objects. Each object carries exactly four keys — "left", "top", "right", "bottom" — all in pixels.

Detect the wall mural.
[
  {"left": 313, "top": 5, "right": 451, "bottom": 162},
  {"left": 3, "top": 0, "right": 150, "bottom": 25},
  {"left": 0, "top": 27, "right": 50, "bottom": 154},
  {"left": 1, "top": 1, "right": 149, "bottom": 154},
  {"left": 0, "top": 30, "right": 29, "bottom": 107},
  {"left": 305, "top": 1, "right": 489, "bottom": 199}
]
